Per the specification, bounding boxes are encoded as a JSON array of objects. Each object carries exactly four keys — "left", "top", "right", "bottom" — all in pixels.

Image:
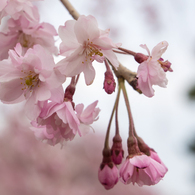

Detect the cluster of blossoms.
[
  {"left": 0, "top": 0, "right": 172, "bottom": 190},
  {"left": 98, "top": 78, "right": 168, "bottom": 189}
]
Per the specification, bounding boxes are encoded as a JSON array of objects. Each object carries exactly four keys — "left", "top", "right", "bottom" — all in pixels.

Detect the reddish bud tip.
[
  {"left": 103, "top": 70, "right": 116, "bottom": 94},
  {"left": 64, "top": 84, "right": 75, "bottom": 102},
  {"left": 134, "top": 53, "right": 148, "bottom": 63}
]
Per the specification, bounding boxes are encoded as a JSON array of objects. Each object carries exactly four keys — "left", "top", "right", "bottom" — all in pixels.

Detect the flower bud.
[
  {"left": 64, "top": 84, "right": 75, "bottom": 102},
  {"left": 103, "top": 70, "right": 116, "bottom": 94},
  {"left": 111, "top": 134, "right": 124, "bottom": 165},
  {"left": 98, "top": 148, "right": 119, "bottom": 190},
  {"left": 134, "top": 53, "right": 148, "bottom": 63}
]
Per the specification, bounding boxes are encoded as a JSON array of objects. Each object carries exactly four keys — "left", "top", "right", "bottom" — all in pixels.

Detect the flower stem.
[
  {"left": 119, "top": 78, "right": 135, "bottom": 137},
  {"left": 104, "top": 59, "right": 112, "bottom": 72},
  {"left": 115, "top": 80, "right": 121, "bottom": 135},
  {"left": 118, "top": 47, "right": 136, "bottom": 56},
  {"left": 104, "top": 82, "right": 121, "bottom": 149}
]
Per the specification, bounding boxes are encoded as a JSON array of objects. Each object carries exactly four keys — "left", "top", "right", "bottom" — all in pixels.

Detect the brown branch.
[
  {"left": 60, "top": 0, "right": 80, "bottom": 20},
  {"left": 112, "top": 63, "right": 141, "bottom": 93}
]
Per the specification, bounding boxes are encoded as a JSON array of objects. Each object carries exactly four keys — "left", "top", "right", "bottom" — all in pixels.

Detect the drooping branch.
[
  {"left": 60, "top": 0, "right": 80, "bottom": 20},
  {"left": 112, "top": 63, "right": 141, "bottom": 93},
  {"left": 59, "top": 0, "right": 140, "bottom": 93}
]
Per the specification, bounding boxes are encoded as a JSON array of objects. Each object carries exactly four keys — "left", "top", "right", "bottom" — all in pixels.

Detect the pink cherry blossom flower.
[
  {"left": 31, "top": 99, "right": 100, "bottom": 146},
  {"left": 120, "top": 153, "right": 167, "bottom": 186},
  {"left": 0, "top": 16, "right": 58, "bottom": 60},
  {"left": 31, "top": 87, "right": 100, "bottom": 146},
  {"left": 0, "top": 0, "right": 40, "bottom": 23},
  {"left": 0, "top": 43, "right": 65, "bottom": 119},
  {"left": 57, "top": 15, "right": 120, "bottom": 85},
  {"left": 137, "top": 41, "right": 169, "bottom": 97},
  {"left": 31, "top": 100, "right": 81, "bottom": 146},
  {"left": 98, "top": 164, "right": 119, "bottom": 190}
]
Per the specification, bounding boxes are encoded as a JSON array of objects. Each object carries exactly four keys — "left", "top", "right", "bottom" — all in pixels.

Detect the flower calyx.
[{"left": 111, "top": 134, "right": 124, "bottom": 165}]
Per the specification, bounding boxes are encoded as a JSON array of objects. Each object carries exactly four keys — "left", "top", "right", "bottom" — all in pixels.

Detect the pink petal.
[
  {"left": 83, "top": 62, "right": 95, "bottom": 85},
  {"left": 75, "top": 103, "right": 84, "bottom": 117},
  {"left": 140, "top": 44, "right": 150, "bottom": 56},
  {"left": 102, "top": 50, "right": 119, "bottom": 68},
  {"left": 34, "top": 83, "right": 51, "bottom": 102},
  {"left": 137, "top": 75, "right": 154, "bottom": 97},
  {"left": 58, "top": 47, "right": 86, "bottom": 77},
  {"left": 0, "top": 78, "right": 24, "bottom": 103},
  {"left": 137, "top": 169, "right": 153, "bottom": 186},
  {"left": 130, "top": 155, "right": 151, "bottom": 168},
  {"left": 151, "top": 41, "right": 168, "bottom": 60},
  {"left": 0, "top": 0, "right": 7, "bottom": 12},
  {"left": 74, "top": 15, "right": 100, "bottom": 44},
  {"left": 58, "top": 20, "right": 80, "bottom": 56},
  {"left": 79, "top": 123, "right": 91, "bottom": 136},
  {"left": 24, "top": 94, "right": 41, "bottom": 120}
]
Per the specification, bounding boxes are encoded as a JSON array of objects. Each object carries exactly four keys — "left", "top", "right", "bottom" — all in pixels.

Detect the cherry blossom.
[
  {"left": 137, "top": 41, "right": 169, "bottom": 97},
  {"left": 0, "top": 43, "right": 65, "bottom": 119},
  {"left": 0, "top": 0, "right": 40, "bottom": 23},
  {"left": 120, "top": 154, "right": 167, "bottom": 186},
  {"left": 31, "top": 99, "right": 100, "bottom": 146},
  {"left": 0, "top": 16, "right": 57, "bottom": 60},
  {"left": 31, "top": 100, "right": 81, "bottom": 146},
  {"left": 57, "top": 15, "right": 120, "bottom": 85}
]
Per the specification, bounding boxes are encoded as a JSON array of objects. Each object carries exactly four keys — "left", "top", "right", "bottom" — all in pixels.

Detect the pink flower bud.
[
  {"left": 98, "top": 148, "right": 119, "bottom": 189},
  {"left": 134, "top": 53, "right": 148, "bottom": 63},
  {"left": 98, "top": 164, "right": 119, "bottom": 190},
  {"left": 103, "top": 70, "right": 116, "bottom": 94},
  {"left": 111, "top": 134, "right": 124, "bottom": 165},
  {"left": 64, "top": 84, "right": 75, "bottom": 102}
]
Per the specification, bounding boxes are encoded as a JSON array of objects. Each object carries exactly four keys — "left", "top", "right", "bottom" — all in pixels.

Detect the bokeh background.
[{"left": 0, "top": 0, "right": 195, "bottom": 194}]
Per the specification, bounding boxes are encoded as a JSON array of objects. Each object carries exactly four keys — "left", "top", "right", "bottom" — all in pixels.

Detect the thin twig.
[
  {"left": 60, "top": 0, "right": 80, "bottom": 20},
  {"left": 118, "top": 47, "right": 136, "bottom": 56}
]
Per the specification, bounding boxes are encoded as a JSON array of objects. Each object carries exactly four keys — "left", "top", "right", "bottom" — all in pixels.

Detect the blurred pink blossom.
[
  {"left": 0, "top": 16, "right": 58, "bottom": 60},
  {"left": 0, "top": 0, "right": 41, "bottom": 23}
]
